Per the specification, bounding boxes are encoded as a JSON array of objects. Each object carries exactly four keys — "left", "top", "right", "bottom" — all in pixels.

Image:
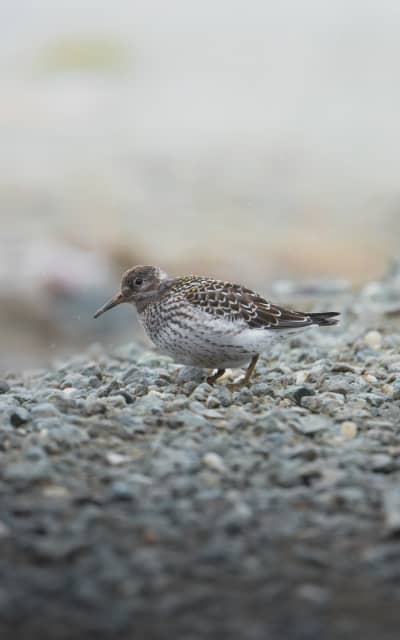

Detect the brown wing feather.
[{"left": 167, "top": 276, "right": 313, "bottom": 330}]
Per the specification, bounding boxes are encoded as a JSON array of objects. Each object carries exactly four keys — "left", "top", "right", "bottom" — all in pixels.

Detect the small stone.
[
  {"left": 9, "top": 407, "right": 30, "bottom": 427},
  {"left": 176, "top": 367, "right": 204, "bottom": 384},
  {"left": 191, "top": 383, "right": 212, "bottom": 401},
  {"left": 301, "top": 392, "right": 345, "bottom": 414},
  {"left": 206, "top": 395, "right": 220, "bottom": 409},
  {"left": 296, "top": 583, "right": 330, "bottom": 605},
  {"left": 236, "top": 388, "right": 253, "bottom": 403},
  {"left": 0, "top": 380, "right": 10, "bottom": 394},
  {"left": 83, "top": 398, "right": 107, "bottom": 416},
  {"left": 371, "top": 454, "right": 393, "bottom": 473},
  {"left": 203, "top": 452, "right": 226, "bottom": 473},
  {"left": 363, "top": 373, "right": 378, "bottom": 384},
  {"left": 87, "top": 376, "right": 101, "bottom": 388},
  {"left": 106, "top": 452, "right": 130, "bottom": 466},
  {"left": 214, "top": 386, "right": 233, "bottom": 407},
  {"left": 341, "top": 421, "right": 358, "bottom": 439},
  {"left": 41, "top": 424, "right": 90, "bottom": 448},
  {"left": 295, "top": 370, "right": 309, "bottom": 385},
  {"left": 167, "top": 410, "right": 207, "bottom": 429},
  {"left": 364, "top": 330, "right": 382, "bottom": 350},
  {"left": 286, "top": 386, "right": 315, "bottom": 406},
  {"left": 132, "top": 391, "right": 165, "bottom": 416},
  {"left": 42, "top": 484, "right": 70, "bottom": 498},
  {"left": 382, "top": 384, "right": 394, "bottom": 394},
  {"left": 295, "top": 415, "right": 331, "bottom": 435},
  {"left": 24, "top": 446, "right": 47, "bottom": 461},
  {"left": 62, "top": 387, "right": 80, "bottom": 399},
  {"left": 4, "top": 460, "right": 51, "bottom": 483},
  {"left": 61, "top": 373, "right": 87, "bottom": 389},
  {"left": 106, "top": 395, "right": 128, "bottom": 409},
  {"left": 251, "top": 382, "right": 272, "bottom": 397},
  {"left": 31, "top": 403, "right": 60, "bottom": 418},
  {"left": 110, "top": 481, "right": 132, "bottom": 500}
]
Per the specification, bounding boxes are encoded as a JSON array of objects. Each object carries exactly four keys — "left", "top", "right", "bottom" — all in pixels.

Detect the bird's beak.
[{"left": 93, "top": 292, "right": 126, "bottom": 318}]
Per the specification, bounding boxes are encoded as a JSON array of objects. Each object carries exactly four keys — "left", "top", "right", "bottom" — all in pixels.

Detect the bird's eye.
[{"left": 134, "top": 277, "right": 143, "bottom": 286}]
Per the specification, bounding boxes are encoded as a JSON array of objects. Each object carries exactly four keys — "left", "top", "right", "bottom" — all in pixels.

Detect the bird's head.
[{"left": 94, "top": 265, "right": 168, "bottom": 318}]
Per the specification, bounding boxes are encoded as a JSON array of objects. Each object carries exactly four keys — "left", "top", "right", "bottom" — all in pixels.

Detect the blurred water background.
[{"left": 1, "top": 0, "right": 400, "bottom": 370}]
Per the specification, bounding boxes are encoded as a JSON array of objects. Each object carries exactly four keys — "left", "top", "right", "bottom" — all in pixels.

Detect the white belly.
[{"left": 142, "top": 310, "right": 278, "bottom": 368}]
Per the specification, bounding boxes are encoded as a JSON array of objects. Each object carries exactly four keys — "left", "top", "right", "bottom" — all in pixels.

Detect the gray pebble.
[
  {"left": 294, "top": 415, "right": 332, "bottom": 435},
  {"left": 132, "top": 391, "right": 165, "bottom": 415},
  {"left": 31, "top": 403, "right": 60, "bottom": 419},
  {"left": 176, "top": 366, "right": 204, "bottom": 384},
  {"left": 42, "top": 424, "right": 90, "bottom": 448},
  {"left": 370, "top": 454, "right": 394, "bottom": 473},
  {"left": 4, "top": 459, "right": 51, "bottom": 483}
]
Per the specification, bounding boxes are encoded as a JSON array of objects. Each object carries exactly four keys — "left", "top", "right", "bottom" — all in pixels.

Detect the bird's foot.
[
  {"left": 206, "top": 368, "right": 226, "bottom": 385},
  {"left": 227, "top": 354, "right": 259, "bottom": 391}
]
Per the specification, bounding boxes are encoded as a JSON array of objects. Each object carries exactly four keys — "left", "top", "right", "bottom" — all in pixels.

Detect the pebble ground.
[{"left": 1, "top": 303, "right": 400, "bottom": 639}]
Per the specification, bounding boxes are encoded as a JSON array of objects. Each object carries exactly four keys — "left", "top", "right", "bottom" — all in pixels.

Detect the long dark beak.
[{"left": 93, "top": 292, "right": 126, "bottom": 319}]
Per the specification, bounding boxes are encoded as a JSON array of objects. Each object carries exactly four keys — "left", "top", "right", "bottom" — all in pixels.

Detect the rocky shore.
[{"left": 1, "top": 270, "right": 400, "bottom": 639}]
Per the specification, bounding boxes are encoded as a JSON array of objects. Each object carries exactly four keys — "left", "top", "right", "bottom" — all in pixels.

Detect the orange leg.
[{"left": 227, "top": 355, "right": 259, "bottom": 391}]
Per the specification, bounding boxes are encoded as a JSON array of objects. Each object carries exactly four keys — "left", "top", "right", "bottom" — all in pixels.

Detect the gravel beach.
[{"left": 1, "top": 269, "right": 400, "bottom": 640}]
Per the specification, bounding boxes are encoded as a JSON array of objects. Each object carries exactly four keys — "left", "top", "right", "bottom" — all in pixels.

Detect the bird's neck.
[{"left": 134, "top": 278, "right": 176, "bottom": 314}]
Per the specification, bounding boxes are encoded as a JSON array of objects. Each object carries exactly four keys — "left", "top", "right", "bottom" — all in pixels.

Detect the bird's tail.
[{"left": 308, "top": 312, "right": 340, "bottom": 327}]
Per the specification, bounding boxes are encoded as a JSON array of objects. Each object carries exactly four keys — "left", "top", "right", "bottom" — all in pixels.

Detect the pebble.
[
  {"left": 4, "top": 460, "right": 51, "bottom": 483},
  {"left": 364, "top": 330, "right": 383, "bottom": 350},
  {"left": 106, "top": 452, "right": 130, "bottom": 466},
  {"left": 0, "top": 380, "right": 10, "bottom": 394},
  {"left": 176, "top": 366, "right": 204, "bottom": 384},
  {"left": 295, "top": 370, "right": 309, "bottom": 385},
  {"left": 132, "top": 391, "right": 165, "bottom": 415},
  {"left": 41, "top": 424, "right": 90, "bottom": 448},
  {"left": 296, "top": 583, "right": 330, "bottom": 605},
  {"left": 110, "top": 481, "right": 133, "bottom": 500},
  {"left": 9, "top": 407, "right": 30, "bottom": 427},
  {"left": 371, "top": 454, "right": 394, "bottom": 473},
  {"left": 363, "top": 373, "right": 378, "bottom": 384},
  {"left": 31, "top": 403, "right": 60, "bottom": 418},
  {"left": 285, "top": 386, "right": 315, "bottom": 405},
  {"left": 341, "top": 421, "right": 358, "bottom": 439},
  {"left": 1, "top": 278, "right": 400, "bottom": 639},
  {"left": 202, "top": 452, "right": 226, "bottom": 473},
  {"left": 294, "top": 415, "right": 331, "bottom": 435}
]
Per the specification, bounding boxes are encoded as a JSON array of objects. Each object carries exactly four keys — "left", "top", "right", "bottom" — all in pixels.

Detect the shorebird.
[{"left": 94, "top": 265, "right": 339, "bottom": 389}]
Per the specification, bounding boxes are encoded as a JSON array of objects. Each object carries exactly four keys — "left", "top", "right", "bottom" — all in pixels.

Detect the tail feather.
[{"left": 308, "top": 312, "right": 340, "bottom": 327}]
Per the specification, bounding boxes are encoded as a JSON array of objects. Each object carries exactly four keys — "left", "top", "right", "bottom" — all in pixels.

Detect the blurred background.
[{"left": 1, "top": 0, "right": 400, "bottom": 370}]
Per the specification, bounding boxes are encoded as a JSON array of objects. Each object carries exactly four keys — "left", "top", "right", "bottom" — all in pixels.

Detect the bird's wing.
[{"left": 169, "top": 276, "right": 312, "bottom": 330}]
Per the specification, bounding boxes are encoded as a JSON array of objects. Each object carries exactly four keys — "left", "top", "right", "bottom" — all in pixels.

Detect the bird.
[{"left": 94, "top": 265, "right": 339, "bottom": 389}]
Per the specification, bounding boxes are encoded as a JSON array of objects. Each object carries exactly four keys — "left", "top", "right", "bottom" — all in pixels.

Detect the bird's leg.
[
  {"left": 207, "top": 368, "right": 226, "bottom": 385},
  {"left": 228, "top": 355, "right": 259, "bottom": 391}
]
